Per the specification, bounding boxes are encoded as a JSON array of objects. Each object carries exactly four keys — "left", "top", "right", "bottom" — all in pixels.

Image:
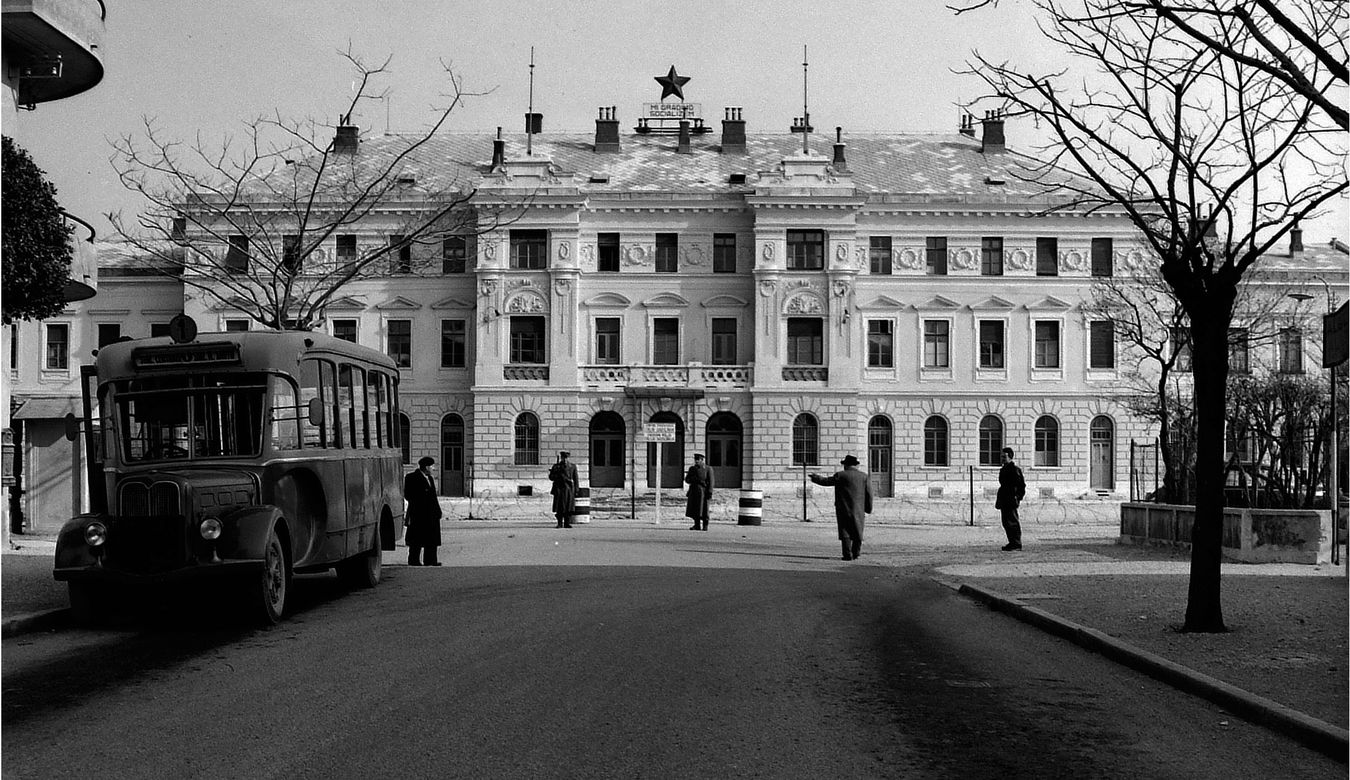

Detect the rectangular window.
[
  {"left": 97, "top": 323, "right": 122, "bottom": 348},
  {"left": 653, "top": 318, "right": 680, "bottom": 364},
  {"left": 979, "top": 321, "right": 1004, "bottom": 369},
  {"left": 869, "top": 236, "right": 892, "bottom": 275},
  {"left": 509, "top": 316, "right": 546, "bottom": 364},
  {"left": 510, "top": 229, "right": 547, "bottom": 269},
  {"left": 336, "top": 234, "right": 357, "bottom": 272},
  {"left": 442, "top": 235, "right": 468, "bottom": 274},
  {"left": 597, "top": 233, "right": 620, "bottom": 273},
  {"left": 1228, "top": 328, "right": 1249, "bottom": 374},
  {"left": 226, "top": 235, "right": 249, "bottom": 275},
  {"left": 150, "top": 323, "right": 172, "bottom": 338},
  {"left": 981, "top": 237, "right": 1004, "bottom": 276},
  {"left": 1091, "top": 237, "right": 1113, "bottom": 277},
  {"left": 1034, "top": 321, "right": 1061, "bottom": 369},
  {"left": 10, "top": 324, "right": 18, "bottom": 369},
  {"left": 711, "top": 318, "right": 737, "bottom": 365},
  {"left": 225, "top": 320, "right": 250, "bottom": 332},
  {"left": 595, "top": 317, "right": 621, "bottom": 364},
  {"left": 390, "top": 234, "right": 412, "bottom": 274},
  {"left": 1089, "top": 321, "right": 1115, "bottom": 369},
  {"left": 926, "top": 237, "right": 948, "bottom": 275},
  {"left": 1036, "top": 237, "right": 1058, "bottom": 276},
  {"left": 786, "top": 318, "right": 824, "bottom": 365},
  {"left": 387, "top": 320, "right": 412, "bottom": 368},
  {"left": 282, "top": 234, "right": 301, "bottom": 275},
  {"left": 787, "top": 230, "right": 825, "bottom": 270},
  {"left": 332, "top": 319, "right": 358, "bottom": 344},
  {"left": 440, "top": 320, "right": 466, "bottom": 368},
  {"left": 923, "top": 320, "right": 949, "bottom": 368},
  {"left": 44, "top": 323, "right": 69, "bottom": 370},
  {"left": 1279, "top": 328, "right": 1303, "bottom": 374},
  {"left": 713, "top": 234, "right": 736, "bottom": 274},
  {"left": 655, "top": 234, "right": 678, "bottom": 273},
  {"left": 867, "top": 320, "right": 894, "bottom": 367},
  {"left": 1171, "top": 327, "right": 1192, "bottom": 372}
]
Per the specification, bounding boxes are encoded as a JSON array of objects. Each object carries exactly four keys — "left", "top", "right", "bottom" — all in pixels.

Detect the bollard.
[
  {"left": 738, "top": 489, "right": 763, "bottom": 526},
  {"left": 573, "top": 485, "right": 591, "bottom": 524}
]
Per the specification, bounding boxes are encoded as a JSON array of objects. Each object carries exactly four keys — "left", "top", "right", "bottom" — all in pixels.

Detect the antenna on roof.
[
  {"left": 802, "top": 45, "right": 810, "bottom": 155},
  {"left": 526, "top": 47, "right": 536, "bottom": 156}
]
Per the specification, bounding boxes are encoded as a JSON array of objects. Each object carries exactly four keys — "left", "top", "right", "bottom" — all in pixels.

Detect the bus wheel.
[
  {"left": 249, "top": 527, "right": 290, "bottom": 625},
  {"left": 338, "top": 531, "right": 382, "bottom": 589},
  {"left": 68, "top": 582, "right": 106, "bottom": 626}
]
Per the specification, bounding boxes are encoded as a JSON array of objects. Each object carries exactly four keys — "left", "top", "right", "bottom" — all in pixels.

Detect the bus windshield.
[{"left": 115, "top": 373, "right": 267, "bottom": 461}]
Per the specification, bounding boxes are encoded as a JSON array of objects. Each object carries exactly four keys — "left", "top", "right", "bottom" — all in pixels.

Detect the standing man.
[
  {"left": 549, "top": 451, "right": 579, "bottom": 528},
  {"left": 996, "top": 447, "right": 1026, "bottom": 551},
  {"left": 684, "top": 453, "right": 714, "bottom": 531},
  {"left": 404, "top": 456, "right": 443, "bottom": 566},
  {"left": 809, "top": 455, "right": 873, "bottom": 561}
]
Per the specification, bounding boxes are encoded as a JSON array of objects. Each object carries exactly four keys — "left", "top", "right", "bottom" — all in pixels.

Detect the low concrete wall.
[{"left": 1120, "top": 502, "right": 1334, "bottom": 565}]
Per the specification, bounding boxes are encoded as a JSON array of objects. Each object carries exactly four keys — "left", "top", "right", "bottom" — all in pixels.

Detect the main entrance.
[
  {"left": 706, "top": 412, "right": 743, "bottom": 489},
  {"left": 440, "top": 414, "right": 465, "bottom": 496},
  {"left": 645, "top": 412, "right": 684, "bottom": 488}
]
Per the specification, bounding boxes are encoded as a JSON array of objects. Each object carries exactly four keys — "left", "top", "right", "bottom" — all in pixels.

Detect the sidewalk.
[{"left": 4, "top": 510, "right": 1345, "bottom": 758}]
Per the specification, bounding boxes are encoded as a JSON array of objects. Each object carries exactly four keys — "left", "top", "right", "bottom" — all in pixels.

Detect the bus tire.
[
  {"left": 337, "top": 530, "right": 382, "bottom": 589},
  {"left": 248, "top": 525, "right": 290, "bottom": 625},
  {"left": 68, "top": 582, "right": 106, "bottom": 626}
]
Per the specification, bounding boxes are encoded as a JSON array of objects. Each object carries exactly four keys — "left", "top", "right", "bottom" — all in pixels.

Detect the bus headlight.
[
  {"left": 84, "top": 522, "right": 108, "bottom": 547},
  {"left": 199, "top": 517, "right": 223, "bottom": 541}
]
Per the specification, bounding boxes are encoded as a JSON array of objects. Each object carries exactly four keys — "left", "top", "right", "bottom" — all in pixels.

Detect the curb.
[
  {"left": 957, "top": 582, "right": 1349, "bottom": 761},
  {"left": 2, "top": 608, "right": 69, "bottom": 639}
]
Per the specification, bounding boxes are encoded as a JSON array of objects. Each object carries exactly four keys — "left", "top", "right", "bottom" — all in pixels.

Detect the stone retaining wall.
[{"left": 1120, "top": 502, "right": 1334, "bottom": 565}]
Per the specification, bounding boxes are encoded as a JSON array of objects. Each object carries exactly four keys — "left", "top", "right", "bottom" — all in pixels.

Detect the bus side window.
[
  {"left": 351, "top": 365, "right": 369, "bottom": 448},
  {"left": 367, "top": 369, "right": 384, "bottom": 448},
  {"left": 337, "top": 364, "right": 356, "bottom": 450},
  {"left": 389, "top": 374, "right": 401, "bottom": 449},
  {"left": 298, "top": 359, "right": 324, "bottom": 448},
  {"left": 319, "top": 360, "right": 340, "bottom": 448},
  {"left": 268, "top": 375, "right": 301, "bottom": 450}
]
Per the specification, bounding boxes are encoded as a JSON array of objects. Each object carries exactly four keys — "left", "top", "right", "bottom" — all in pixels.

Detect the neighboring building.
[{"left": 2, "top": 0, "right": 107, "bottom": 536}]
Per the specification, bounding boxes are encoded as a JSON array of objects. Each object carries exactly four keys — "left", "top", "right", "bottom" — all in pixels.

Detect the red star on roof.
[{"left": 654, "top": 66, "right": 691, "bottom": 101}]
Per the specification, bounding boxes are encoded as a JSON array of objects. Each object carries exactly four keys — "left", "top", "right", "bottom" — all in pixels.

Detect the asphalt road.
[{"left": 2, "top": 525, "right": 1343, "bottom": 779}]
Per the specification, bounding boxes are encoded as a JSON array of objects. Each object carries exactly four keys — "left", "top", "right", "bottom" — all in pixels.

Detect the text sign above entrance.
[{"left": 642, "top": 423, "right": 677, "bottom": 442}]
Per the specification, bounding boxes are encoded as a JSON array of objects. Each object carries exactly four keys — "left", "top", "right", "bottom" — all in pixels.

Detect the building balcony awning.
[
  {"left": 11, "top": 396, "right": 80, "bottom": 420},
  {"left": 623, "top": 387, "right": 705, "bottom": 400}
]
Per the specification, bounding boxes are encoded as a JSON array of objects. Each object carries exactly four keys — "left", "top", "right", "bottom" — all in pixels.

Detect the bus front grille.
[{"left": 119, "top": 481, "right": 182, "bottom": 518}]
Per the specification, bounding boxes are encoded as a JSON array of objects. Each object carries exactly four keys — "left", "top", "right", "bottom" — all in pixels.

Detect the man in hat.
[
  {"left": 404, "top": 456, "right": 443, "bottom": 565},
  {"left": 684, "top": 453, "right": 714, "bottom": 531},
  {"left": 549, "top": 451, "right": 579, "bottom": 528},
  {"left": 810, "top": 455, "right": 873, "bottom": 560}
]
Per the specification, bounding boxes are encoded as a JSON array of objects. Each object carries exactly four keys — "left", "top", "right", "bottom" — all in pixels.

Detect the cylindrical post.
[
  {"left": 802, "top": 462, "right": 808, "bottom": 522},
  {"left": 654, "top": 443, "right": 662, "bottom": 525},
  {"left": 1331, "top": 363, "right": 1340, "bottom": 567},
  {"left": 969, "top": 465, "right": 974, "bottom": 526},
  {"left": 738, "top": 489, "right": 763, "bottom": 526},
  {"left": 574, "top": 485, "right": 591, "bottom": 524}
]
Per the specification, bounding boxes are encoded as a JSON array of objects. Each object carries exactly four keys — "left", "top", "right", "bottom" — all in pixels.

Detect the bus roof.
[{"left": 95, "top": 329, "right": 399, "bottom": 380}]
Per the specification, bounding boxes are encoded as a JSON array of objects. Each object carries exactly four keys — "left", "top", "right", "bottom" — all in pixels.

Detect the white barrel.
[{"left": 573, "top": 486, "right": 591, "bottom": 523}]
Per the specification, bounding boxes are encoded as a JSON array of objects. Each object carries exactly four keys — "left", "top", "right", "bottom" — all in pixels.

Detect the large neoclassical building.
[{"left": 15, "top": 88, "right": 1342, "bottom": 524}]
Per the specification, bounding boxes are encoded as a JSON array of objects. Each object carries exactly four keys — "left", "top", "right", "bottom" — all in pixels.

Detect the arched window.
[
  {"left": 792, "top": 413, "right": 818, "bottom": 466},
  {"left": 923, "top": 416, "right": 949, "bottom": 467},
  {"left": 1034, "top": 415, "right": 1059, "bottom": 467},
  {"left": 979, "top": 415, "right": 1004, "bottom": 466},
  {"left": 514, "top": 412, "right": 540, "bottom": 465},
  {"left": 398, "top": 413, "right": 411, "bottom": 465}
]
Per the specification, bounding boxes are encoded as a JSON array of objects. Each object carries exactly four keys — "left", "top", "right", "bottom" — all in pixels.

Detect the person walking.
[
  {"left": 549, "top": 451, "right": 579, "bottom": 528},
  {"left": 809, "top": 455, "right": 873, "bottom": 561},
  {"left": 404, "top": 456, "right": 443, "bottom": 566},
  {"left": 684, "top": 453, "right": 714, "bottom": 530},
  {"left": 996, "top": 446, "right": 1026, "bottom": 551}
]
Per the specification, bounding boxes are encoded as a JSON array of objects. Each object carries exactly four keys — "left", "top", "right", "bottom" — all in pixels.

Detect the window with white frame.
[
  {"left": 923, "top": 320, "right": 950, "bottom": 368},
  {"left": 926, "top": 237, "right": 948, "bottom": 275},
  {"left": 786, "top": 318, "right": 824, "bottom": 365},
  {"left": 867, "top": 320, "right": 894, "bottom": 367},
  {"left": 869, "top": 236, "right": 892, "bottom": 275},
  {"left": 514, "top": 412, "right": 540, "bottom": 465},
  {"left": 1034, "top": 321, "right": 1061, "bottom": 369},
  {"left": 1089, "top": 321, "right": 1115, "bottom": 369},
  {"left": 981, "top": 237, "right": 1003, "bottom": 276},
  {"left": 595, "top": 317, "right": 621, "bottom": 364},
  {"left": 924, "top": 416, "right": 949, "bottom": 466},
  {"left": 1279, "top": 328, "right": 1303, "bottom": 374},
  {"left": 787, "top": 230, "right": 825, "bottom": 270},
  {"left": 1036, "top": 237, "right": 1058, "bottom": 276},
  {"left": 224, "top": 320, "right": 250, "bottom": 332},
  {"left": 652, "top": 318, "right": 680, "bottom": 364},
  {"left": 713, "top": 233, "right": 736, "bottom": 274},
  {"left": 441, "top": 319, "right": 467, "bottom": 367},
  {"left": 332, "top": 319, "right": 358, "bottom": 343},
  {"left": 655, "top": 234, "right": 679, "bottom": 273},
  {"left": 44, "top": 323, "right": 69, "bottom": 370},
  {"left": 978, "top": 320, "right": 1004, "bottom": 369},
  {"left": 387, "top": 320, "right": 412, "bottom": 367},
  {"left": 510, "top": 230, "right": 547, "bottom": 269},
  {"left": 1228, "top": 328, "right": 1249, "bottom": 374},
  {"left": 711, "top": 318, "right": 737, "bottom": 365},
  {"left": 1034, "top": 415, "right": 1060, "bottom": 466},
  {"left": 510, "top": 317, "right": 546, "bottom": 364},
  {"left": 792, "top": 413, "right": 818, "bottom": 466},
  {"left": 979, "top": 415, "right": 1004, "bottom": 466}
]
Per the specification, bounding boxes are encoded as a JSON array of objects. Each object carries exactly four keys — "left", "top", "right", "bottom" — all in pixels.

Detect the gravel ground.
[{"left": 959, "top": 543, "right": 1349, "bottom": 729}]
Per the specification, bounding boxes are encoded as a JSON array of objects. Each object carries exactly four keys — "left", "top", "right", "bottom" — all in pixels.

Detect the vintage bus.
[{"left": 54, "top": 321, "right": 405, "bottom": 624}]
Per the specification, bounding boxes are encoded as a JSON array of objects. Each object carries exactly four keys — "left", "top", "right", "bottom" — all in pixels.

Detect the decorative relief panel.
[
  {"left": 625, "top": 244, "right": 648, "bottom": 267},
  {"left": 1007, "top": 248, "right": 1032, "bottom": 271},
  {"left": 896, "top": 247, "right": 922, "bottom": 270},
  {"left": 952, "top": 248, "right": 977, "bottom": 271},
  {"left": 783, "top": 291, "right": 824, "bottom": 314},
  {"left": 684, "top": 244, "right": 707, "bottom": 267},
  {"left": 1062, "top": 250, "right": 1086, "bottom": 272},
  {"left": 505, "top": 291, "right": 547, "bottom": 313},
  {"left": 1123, "top": 248, "right": 1149, "bottom": 272}
]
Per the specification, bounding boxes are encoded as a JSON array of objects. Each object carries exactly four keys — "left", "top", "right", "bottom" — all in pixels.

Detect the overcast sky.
[{"left": 4, "top": 0, "right": 1343, "bottom": 243}]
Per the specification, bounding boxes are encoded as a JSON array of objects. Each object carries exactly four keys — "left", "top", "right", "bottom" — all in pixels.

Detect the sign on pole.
[
  {"left": 1323, "top": 302, "right": 1347, "bottom": 368},
  {"left": 642, "top": 423, "right": 677, "bottom": 524}
]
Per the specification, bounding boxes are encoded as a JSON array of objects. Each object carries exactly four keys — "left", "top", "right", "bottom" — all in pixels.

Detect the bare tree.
[
  {"left": 962, "top": 0, "right": 1346, "bottom": 631},
  {"left": 108, "top": 49, "right": 518, "bottom": 331}
]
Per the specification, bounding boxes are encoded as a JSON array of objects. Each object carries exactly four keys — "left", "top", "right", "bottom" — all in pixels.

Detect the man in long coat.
[
  {"left": 809, "top": 455, "right": 873, "bottom": 560},
  {"left": 996, "top": 446, "right": 1026, "bottom": 551},
  {"left": 549, "top": 451, "right": 578, "bottom": 528},
  {"left": 684, "top": 453, "right": 714, "bottom": 531},
  {"left": 404, "top": 456, "right": 443, "bottom": 565}
]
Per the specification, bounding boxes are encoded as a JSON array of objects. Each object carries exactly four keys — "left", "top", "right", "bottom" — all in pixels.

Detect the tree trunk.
[
  {"left": 1182, "top": 300, "right": 1233, "bottom": 633},
  {"left": 1157, "top": 374, "right": 1177, "bottom": 502}
]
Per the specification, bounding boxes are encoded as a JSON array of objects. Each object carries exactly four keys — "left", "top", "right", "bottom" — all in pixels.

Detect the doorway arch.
[
  {"left": 868, "top": 415, "right": 894, "bottom": 497},
  {"left": 440, "top": 414, "right": 465, "bottom": 496},
  {"left": 706, "top": 412, "right": 743, "bottom": 489},
  {"left": 1090, "top": 415, "right": 1115, "bottom": 491},
  {"left": 589, "top": 412, "right": 626, "bottom": 488},
  {"left": 646, "top": 411, "right": 685, "bottom": 488}
]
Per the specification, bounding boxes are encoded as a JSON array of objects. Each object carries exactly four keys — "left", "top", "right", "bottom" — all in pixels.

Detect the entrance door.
[
  {"left": 440, "top": 414, "right": 465, "bottom": 496},
  {"left": 1090, "top": 416, "right": 1115, "bottom": 491},
  {"left": 646, "top": 412, "right": 685, "bottom": 488},
  {"left": 589, "top": 412, "right": 625, "bottom": 488},
  {"left": 706, "top": 412, "right": 743, "bottom": 489},
  {"left": 868, "top": 415, "right": 894, "bottom": 498}
]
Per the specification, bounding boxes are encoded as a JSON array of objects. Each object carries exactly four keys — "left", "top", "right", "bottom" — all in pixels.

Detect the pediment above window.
[
  {"left": 583, "top": 292, "right": 633, "bottom": 308},
  {"left": 430, "top": 296, "right": 475, "bottom": 310},
  {"left": 971, "top": 296, "right": 1016, "bottom": 310},
  {"left": 701, "top": 294, "right": 749, "bottom": 308},
  {"left": 374, "top": 295, "right": 423, "bottom": 311},
  {"left": 1027, "top": 296, "right": 1073, "bottom": 310},
  {"left": 325, "top": 295, "right": 367, "bottom": 311},
  {"left": 916, "top": 295, "right": 960, "bottom": 310},
  {"left": 860, "top": 295, "right": 904, "bottom": 309},
  {"left": 642, "top": 292, "right": 690, "bottom": 308}
]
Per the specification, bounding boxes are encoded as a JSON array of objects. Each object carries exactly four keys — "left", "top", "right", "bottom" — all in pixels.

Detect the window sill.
[
  {"left": 919, "top": 368, "right": 953, "bottom": 382},
  {"left": 1086, "top": 368, "right": 1118, "bottom": 382},
  {"left": 1030, "top": 368, "right": 1063, "bottom": 382},
  {"left": 975, "top": 368, "right": 1008, "bottom": 381}
]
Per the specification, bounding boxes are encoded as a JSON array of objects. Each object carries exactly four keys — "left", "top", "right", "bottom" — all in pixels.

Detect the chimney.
[
  {"left": 721, "top": 107, "right": 746, "bottom": 154},
  {"left": 1290, "top": 222, "right": 1304, "bottom": 254},
  {"left": 959, "top": 113, "right": 976, "bottom": 138},
  {"left": 491, "top": 127, "right": 505, "bottom": 171},
  {"left": 333, "top": 123, "right": 360, "bottom": 154},
  {"left": 980, "top": 109, "right": 1006, "bottom": 153},
  {"left": 595, "top": 106, "right": 620, "bottom": 152},
  {"left": 677, "top": 120, "right": 692, "bottom": 154},
  {"left": 832, "top": 127, "right": 848, "bottom": 172}
]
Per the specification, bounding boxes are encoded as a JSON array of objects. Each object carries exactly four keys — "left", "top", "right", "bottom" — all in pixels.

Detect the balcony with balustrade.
[{"left": 581, "top": 363, "right": 753, "bottom": 391}]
